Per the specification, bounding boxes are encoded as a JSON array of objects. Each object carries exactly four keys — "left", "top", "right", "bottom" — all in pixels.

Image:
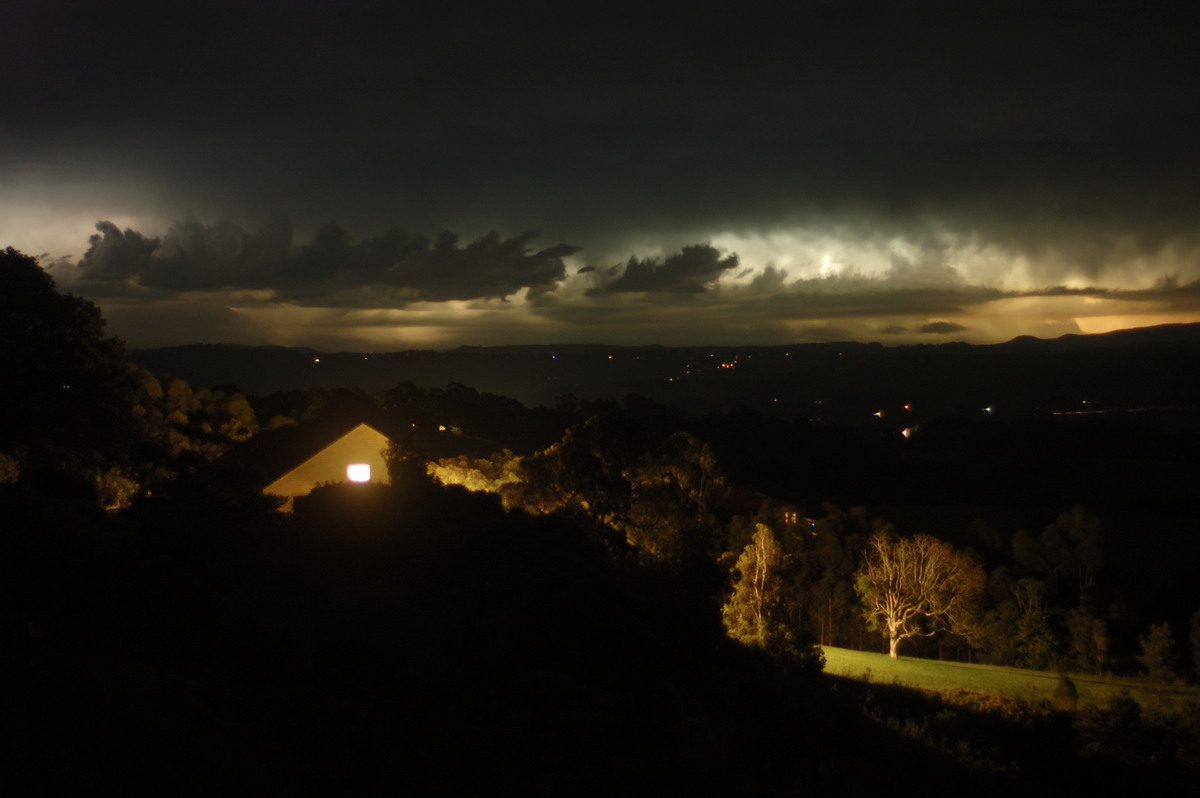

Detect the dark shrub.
[{"left": 1053, "top": 674, "right": 1079, "bottom": 711}]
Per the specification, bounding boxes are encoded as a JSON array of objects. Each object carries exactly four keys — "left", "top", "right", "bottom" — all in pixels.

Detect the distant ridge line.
[{"left": 136, "top": 321, "right": 1200, "bottom": 359}]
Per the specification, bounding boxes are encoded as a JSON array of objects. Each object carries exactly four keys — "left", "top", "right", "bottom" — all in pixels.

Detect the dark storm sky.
[{"left": 4, "top": 1, "right": 1199, "bottom": 349}]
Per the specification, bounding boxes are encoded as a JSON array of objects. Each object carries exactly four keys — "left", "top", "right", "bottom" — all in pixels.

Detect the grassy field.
[{"left": 822, "top": 646, "right": 1200, "bottom": 713}]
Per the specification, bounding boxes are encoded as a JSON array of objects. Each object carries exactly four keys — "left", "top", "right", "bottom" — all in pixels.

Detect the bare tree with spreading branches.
[{"left": 855, "top": 532, "right": 983, "bottom": 659}]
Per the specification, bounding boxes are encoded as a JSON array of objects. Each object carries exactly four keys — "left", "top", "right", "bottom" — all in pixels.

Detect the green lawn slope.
[{"left": 823, "top": 646, "right": 1200, "bottom": 713}]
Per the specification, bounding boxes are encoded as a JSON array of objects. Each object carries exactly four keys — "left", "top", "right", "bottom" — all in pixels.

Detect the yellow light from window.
[{"left": 347, "top": 463, "right": 371, "bottom": 482}]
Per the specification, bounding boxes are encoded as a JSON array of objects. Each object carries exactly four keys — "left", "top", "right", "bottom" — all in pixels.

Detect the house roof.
[
  {"left": 262, "top": 422, "right": 393, "bottom": 498},
  {"left": 214, "top": 407, "right": 511, "bottom": 494},
  {"left": 210, "top": 413, "right": 394, "bottom": 484}
]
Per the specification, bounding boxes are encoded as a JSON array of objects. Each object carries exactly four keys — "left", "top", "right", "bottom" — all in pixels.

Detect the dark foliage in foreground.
[
  {"left": 2, "top": 473, "right": 833, "bottom": 794},
  {"left": 832, "top": 676, "right": 1200, "bottom": 797},
  {"left": 7, "top": 472, "right": 1195, "bottom": 795}
]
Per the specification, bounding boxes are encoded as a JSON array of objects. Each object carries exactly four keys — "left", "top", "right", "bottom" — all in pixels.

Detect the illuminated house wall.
[{"left": 263, "top": 422, "right": 392, "bottom": 512}]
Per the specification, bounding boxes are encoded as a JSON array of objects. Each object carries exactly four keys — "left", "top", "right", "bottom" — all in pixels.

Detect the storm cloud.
[
  {"left": 919, "top": 321, "right": 970, "bottom": 335},
  {"left": 592, "top": 245, "right": 738, "bottom": 294},
  {"left": 6, "top": 2, "right": 1200, "bottom": 349},
  {"left": 71, "top": 219, "right": 578, "bottom": 304}
]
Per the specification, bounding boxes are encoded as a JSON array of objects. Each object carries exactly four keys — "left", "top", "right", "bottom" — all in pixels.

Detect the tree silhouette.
[
  {"left": 856, "top": 532, "right": 983, "bottom": 659},
  {"left": 1138, "top": 622, "right": 1178, "bottom": 687},
  {"left": 1190, "top": 609, "right": 1200, "bottom": 682},
  {"left": 723, "top": 524, "right": 786, "bottom": 646},
  {"left": 0, "top": 247, "right": 141, "bottom": 501}
]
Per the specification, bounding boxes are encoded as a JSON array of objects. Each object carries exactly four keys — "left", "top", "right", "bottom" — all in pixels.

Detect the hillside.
[
  {"left": 824, "top": 647, "right": 1200, "bottom": 713},
  {"left": 134, "top": 323, "right": 1200, "bottom": 421}
]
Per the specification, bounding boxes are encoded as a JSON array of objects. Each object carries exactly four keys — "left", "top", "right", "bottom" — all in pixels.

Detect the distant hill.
[
  {"left": 1007, "top": 322, "right": 1200, "bottom": 350},
  {"left": 133, "top": 323, "right": 1200, "bottom": 420}
]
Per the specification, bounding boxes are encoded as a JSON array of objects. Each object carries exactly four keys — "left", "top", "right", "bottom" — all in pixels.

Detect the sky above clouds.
[{"left": 4, "top": 1, "right": 1199, "bottom": 350}]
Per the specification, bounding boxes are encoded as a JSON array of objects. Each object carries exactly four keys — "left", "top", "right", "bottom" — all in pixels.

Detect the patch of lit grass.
[{"left": 822, "top": 646, "right": 1200, "bottom": 713}]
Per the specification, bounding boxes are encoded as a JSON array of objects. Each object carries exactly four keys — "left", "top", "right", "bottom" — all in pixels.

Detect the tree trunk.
[
  {"left": 827, "top": 596, "right": 834, "bottom": 647},
  {"left": 889, "top": 636, "right": 900, "bottom": 658}
]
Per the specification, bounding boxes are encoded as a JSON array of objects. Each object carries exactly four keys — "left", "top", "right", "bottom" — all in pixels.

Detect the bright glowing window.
[{"left": 346, "top": 463, "right": 371, "bottom": 482}]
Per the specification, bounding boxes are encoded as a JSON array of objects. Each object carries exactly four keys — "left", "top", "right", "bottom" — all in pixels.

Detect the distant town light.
[
  {"left": 901, "top": 427, "right": 912, "bottom": 438},
  {"left": 347, "top": 463, "right": 371, "bottom": 482},
  {"left": 313, "top": 357, "right": 320, "bottom": 363}
]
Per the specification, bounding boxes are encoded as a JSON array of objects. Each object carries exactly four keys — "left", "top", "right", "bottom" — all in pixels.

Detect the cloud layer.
[
  {"left": 72, "top": 219, "right": 578, "bottom": 303},
  {"left": 6, "top": 3, "right": 1200, "bottom": 348},
  {"left": 44, "top": 217, "right": 1200, "bottom": 352}
]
